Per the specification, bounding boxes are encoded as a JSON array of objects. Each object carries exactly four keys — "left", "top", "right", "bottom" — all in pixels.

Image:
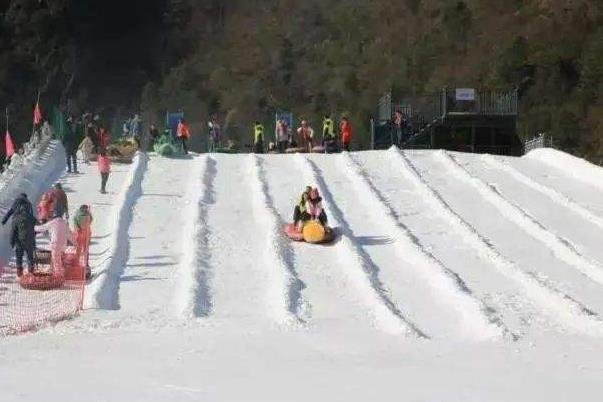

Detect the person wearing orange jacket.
[
  {"left": 177, "top": 119, "right": 191, "bottom": 154},
  {"left": 340, "top": 116, "right": 353, "bottom": 152},
  {"left": 73, "top": 204, "right": 93, "bottom": 277}
]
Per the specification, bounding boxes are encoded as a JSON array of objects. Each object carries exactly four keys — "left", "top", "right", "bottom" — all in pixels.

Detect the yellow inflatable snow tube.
[{"left": 302, "top": 220, "right": 326, "bottom": 243}]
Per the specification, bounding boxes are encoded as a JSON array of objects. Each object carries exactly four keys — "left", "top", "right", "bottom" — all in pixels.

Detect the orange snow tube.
[
  {"left": 19, "top": 273, "right": 65, "bottom": 291},
  {"left": 302, "top": 220, "right": 326, "bottom": 243}
]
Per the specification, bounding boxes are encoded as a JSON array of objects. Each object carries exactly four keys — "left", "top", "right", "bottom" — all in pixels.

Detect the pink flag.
[
  {"left": 33, "top": 102, "right": 43, "bottom": 125},
  {"left": 5, "top": 131, "right": 15, "bottom": 158}
]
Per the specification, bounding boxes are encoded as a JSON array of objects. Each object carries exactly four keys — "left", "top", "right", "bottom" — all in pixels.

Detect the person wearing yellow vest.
[
  {"left": 323, "top": 115, "right": 335, "bottom": 140},
  {"left": 322, "top": 114, "right": 337, "bottom": 153},
  {"left": 253, "top": 121, "right": 264, "bottom": 154}
]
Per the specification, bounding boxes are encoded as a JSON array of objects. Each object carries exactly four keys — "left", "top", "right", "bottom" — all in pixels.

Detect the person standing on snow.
[
  {"left": 177, "top": 118, "right": 191, "bottom": 154},
  {"left": 35, "top": 215, "right": 73, "bottom": 277},
  {"left": 10, "top": 202, "right": 37, "bottom": 277},
  {"left": 98, "top": 151, "right": 111, "bottom": 194},
  {"left": 208, "top": 115, "right": 222, "bottom": 153},
  {"left": 297, "top": 120, "right": 314, "bottom": 152},
  {"left": 322, "top": 114, "right": 337, "bottom": 152},
  {"left": 2, "top": 193, "right": 34, "bottom": 225},
  {"left": 323, "top": 115, "right": 335, "bottom": 142},
  {"left": 149, "top": 124, "right": 160, "bottom": 148},
  {"left": 78, "top": 134, "right": 95, "bottom": 164},
  {"left": 276, "top": 119, "right": 289, "bottom": 153},
  {"left": 340, "top": 116, "right": 353, "bottom": 152},
  {"left": 51, "top": 183, "right": 69, "bottom": 219},
  {"left": 73, "top": 204, "right": 93, "bottom": 277},
  {"left": 253, "top": 121, "right": 264, "bottom": 154},
  {"left": 130, "top": 114, "right": 142, "bottom": 140},
  {"left": 2, "top": 194, "right": 36, "bottom": 277},
  {"left": 37, "top": 192, "right": 54, "bottom": 224},
  {"left": 64, "top": 117, "right": 79, "bottom": 174}
]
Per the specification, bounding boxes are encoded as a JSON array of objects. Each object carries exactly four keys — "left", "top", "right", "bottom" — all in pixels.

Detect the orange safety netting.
[{"left": 0, "top": 231, "right": 89, "bottom": 335}]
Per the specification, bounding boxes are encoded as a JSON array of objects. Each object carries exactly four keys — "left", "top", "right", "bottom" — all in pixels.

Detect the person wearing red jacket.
[
  {"left": 177, "top": 119, "right": 191, "bottom": 154},
  {"left": 98, "top": 151, "right": 111, "bottom": 194},
  {"left": 340, "top": 117, "right": 353, "bottom": 152}
]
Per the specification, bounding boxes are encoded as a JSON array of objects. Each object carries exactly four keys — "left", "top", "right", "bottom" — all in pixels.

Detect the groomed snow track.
[{"left": 5, "top": 147, "right": 603, "bottom": 341}]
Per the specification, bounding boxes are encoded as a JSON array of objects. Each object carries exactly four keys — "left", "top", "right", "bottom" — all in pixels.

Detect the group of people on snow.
[
  {"left": 58, "top": 113, "right": 113, "bottom": 194},
  {"left": 2, "top": 188, "right": 92, "bottom": 278},
  {"left": 254, "top": 115, "right": 353, "bottom": 154}
]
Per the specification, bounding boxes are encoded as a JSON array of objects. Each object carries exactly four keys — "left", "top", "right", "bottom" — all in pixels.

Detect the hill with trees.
[{"left": 2, "top": 0, "right": 603, "bottom": 158}]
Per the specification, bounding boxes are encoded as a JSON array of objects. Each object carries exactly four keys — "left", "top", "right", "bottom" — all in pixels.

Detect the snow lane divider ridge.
[
  {"left": 296, "top": 154, "right": 425, "bottom": 338},
  {"left": 85, "top": 151, "right": 148, "bottom": 310},
  {"left": 439, "top": 151, "right": 603, "bottom": 288},
  {"left": 341, "top": 152, "right": 505, "bottom": 341},
  {"left": 173, "top": 155, "right": 215, "bottom": 319},
  {"left": 249, "top": 155, "right": 308, "bottom": 325},
  {"left": 526, "top": 148, "right": 603, "bottom": 192},
  {"left": 392, "top": 148, "right": 603, "bottom": 336},
  {"left": 1, "top": 140, "right": 66, "bottom": 261},
  {"left": 482, "top": 154, "right": 603, "bottom": 232}
]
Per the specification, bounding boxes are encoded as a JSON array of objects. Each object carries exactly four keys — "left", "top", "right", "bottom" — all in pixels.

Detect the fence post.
[{"left": 370, "top": 117, "right": 375, "bottom": 150}]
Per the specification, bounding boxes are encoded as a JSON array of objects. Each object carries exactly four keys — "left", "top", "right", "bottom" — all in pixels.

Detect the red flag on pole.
[
  {"left": 33, "top": 102, "right": 43, "bottom": 125},
  {"left": 5, "top": 131, "right": 15, "bottom": 158}
]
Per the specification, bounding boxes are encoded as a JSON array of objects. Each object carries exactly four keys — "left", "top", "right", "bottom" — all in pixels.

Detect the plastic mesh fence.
[{"left": 0, "top": 247, "right": 87, "bottom": 336}]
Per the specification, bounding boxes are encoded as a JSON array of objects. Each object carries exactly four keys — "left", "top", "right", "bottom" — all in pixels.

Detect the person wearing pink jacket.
[
  {"left": 98, "top": 151, "right": 111, "bottom": 194},
  {"left": 35, "top": 216, "right": 73, "bottom": 276}
]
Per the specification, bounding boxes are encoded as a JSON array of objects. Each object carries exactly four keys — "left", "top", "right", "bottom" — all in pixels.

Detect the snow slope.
[{"left": 3, "top": 148, "right": 603, "bottom": 401}]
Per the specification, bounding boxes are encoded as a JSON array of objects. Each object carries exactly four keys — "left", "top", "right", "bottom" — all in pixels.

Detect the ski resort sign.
[{"left": 455, "top": 88, "right": 476, "bottom": 101}]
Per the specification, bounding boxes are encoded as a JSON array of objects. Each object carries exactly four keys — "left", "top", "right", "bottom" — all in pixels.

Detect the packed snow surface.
[{"left": 3, "top": 147, "right": 603, "bottom": 401}]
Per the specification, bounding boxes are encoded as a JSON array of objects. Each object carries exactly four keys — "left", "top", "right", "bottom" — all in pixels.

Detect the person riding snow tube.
[{"left": 286, "top": 187, "right": 333, "bottom": 244}]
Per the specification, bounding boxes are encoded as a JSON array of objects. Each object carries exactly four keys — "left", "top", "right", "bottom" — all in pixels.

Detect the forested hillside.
[{"left": 2, "top": 0, "right": 603, "bottom": 158}]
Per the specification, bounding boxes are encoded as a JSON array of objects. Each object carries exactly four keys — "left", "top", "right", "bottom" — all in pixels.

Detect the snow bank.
[
  {"left": 296, "top": 154, "right": 421, "bottom": 337},
  {"left": 173, "top": 155, "right": 214, "bottom": 318},
  {"left": 391, "top": 148, "right": 603, "bottom": 335},
  {"left": 341, "top": 152, "right": 504, "bottom": 340},
  {"left": 248, "top": 155, "right": 308, "bottom": 325},
  {"left": 439, "top": 151, "right": 603, "bottom": 288},
  {"left": 85, "top": 152, "right": 148, "bottom": 310},
  {"left": 0, "top": 139, "right": 66, "bottom": 262},
  {"left": 526, "top": 148, "right": 603, "bottom": 191}
]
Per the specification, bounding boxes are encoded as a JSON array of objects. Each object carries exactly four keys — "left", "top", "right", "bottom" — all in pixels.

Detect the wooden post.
[{"left": 471, "top": 124, "right": 476, "bottom": 153}]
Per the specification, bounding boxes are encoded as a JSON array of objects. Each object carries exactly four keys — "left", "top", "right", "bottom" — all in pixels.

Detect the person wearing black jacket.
[
  {"left": 64, "top": 117, "right": 80, "bottom": 173},
  {"left": 2, "top": 194, "right": 36, "bottom": 276},
  {"left": 2, "top": 193, "right": 33, "bottom": 225}
]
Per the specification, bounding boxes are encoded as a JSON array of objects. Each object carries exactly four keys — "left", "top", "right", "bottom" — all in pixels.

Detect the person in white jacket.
[{"left": 35, "top": 216, "right": 73, "bottom": 276}]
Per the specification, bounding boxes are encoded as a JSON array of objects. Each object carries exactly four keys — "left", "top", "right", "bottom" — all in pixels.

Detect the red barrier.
[{"left": 0, "top": 239, "right": 88, "bottom": 335}]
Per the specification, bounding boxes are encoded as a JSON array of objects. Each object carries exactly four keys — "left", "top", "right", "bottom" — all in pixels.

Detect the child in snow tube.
[
  {"left": 302, "top": 188, "right": 328, "bottom": 226},
  {"left": 292, "top": 186, "right": 312, "bottom": 230},
  {"left": 287, "top": 187, "right": 332, "bottom": 243}
]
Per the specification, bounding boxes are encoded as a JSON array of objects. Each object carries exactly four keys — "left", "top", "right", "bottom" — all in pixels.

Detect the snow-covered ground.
[{"left": 2, "top": 148, "right": 603, "bottom": 401}]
